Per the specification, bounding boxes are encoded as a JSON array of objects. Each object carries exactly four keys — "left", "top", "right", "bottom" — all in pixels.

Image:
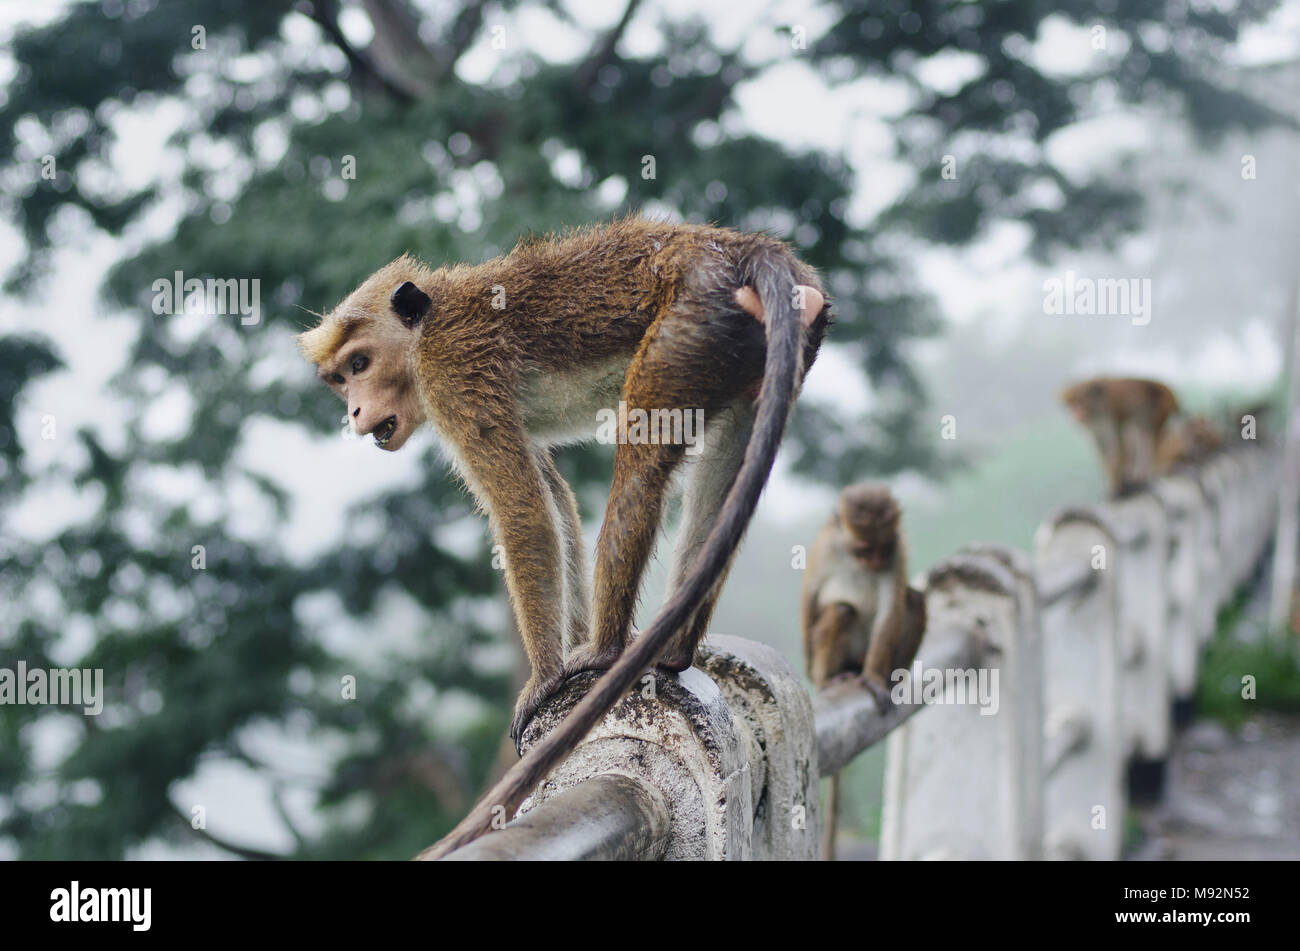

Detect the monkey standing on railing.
[
  {"left": 298, "top": 217, "right": 830, "bottom": 858},
  {"left": 1060, "top": 377, "right": 1179, "bottom": 497},
  {"left": 800, "top": 484, "right": 927, "bottom": 860}
]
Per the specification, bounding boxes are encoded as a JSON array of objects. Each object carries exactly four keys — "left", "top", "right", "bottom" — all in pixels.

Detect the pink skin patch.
[
  {"left": 733, "top": 286, "right": 823, "bottom": 329},
  {"left": 734, "top": 284, "right": 824, "bottom": 399}
]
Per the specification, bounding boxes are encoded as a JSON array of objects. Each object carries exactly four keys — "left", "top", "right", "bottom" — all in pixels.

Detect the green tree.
[{"left": 0, "top": 0, "right": 1287, "bottom": 858}]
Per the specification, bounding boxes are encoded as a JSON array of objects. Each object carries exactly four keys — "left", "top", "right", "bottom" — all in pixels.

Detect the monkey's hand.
[
  {"left": 859, "top": 671, "right": 894, "bottom": 715},
  {"left": 735, "top": 285, "right": 823, "bottom": 328}
]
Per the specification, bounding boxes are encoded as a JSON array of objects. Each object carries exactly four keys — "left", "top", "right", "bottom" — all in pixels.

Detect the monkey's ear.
[{"left": 390, "top": 281, "right": 431, "bottom": 327}]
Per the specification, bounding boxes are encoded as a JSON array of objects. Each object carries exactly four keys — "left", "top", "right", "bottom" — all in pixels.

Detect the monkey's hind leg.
[
  {"left": 570, "top": 306, "right": 757, "bottom": 680},
  {"left": 564, "top": 332, "right": 699, "bottom": 678},
  {"left": 659, "top": 398, "right": 756, "bottom": 671},
  {"left": 565, "top": 427, "right": 686, "bottom": 678}
]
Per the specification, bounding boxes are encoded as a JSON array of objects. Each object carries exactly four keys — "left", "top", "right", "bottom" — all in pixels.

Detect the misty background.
[{"left": 0, "top": 0, "right": 1297, "bottom": 858}]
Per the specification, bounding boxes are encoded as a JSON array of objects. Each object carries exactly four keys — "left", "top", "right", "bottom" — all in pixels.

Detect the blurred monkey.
[
  {"left": 1061, "top": 377, "right": 1178, "bottom": 496},
  {"left": 801, "top": 484, "right": 926, "bottom": 859}
]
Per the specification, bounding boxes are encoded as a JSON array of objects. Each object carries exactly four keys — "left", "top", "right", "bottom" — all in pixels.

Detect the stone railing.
[{"left": 434, "top": 443, "right": 1278, "bottom": 860}]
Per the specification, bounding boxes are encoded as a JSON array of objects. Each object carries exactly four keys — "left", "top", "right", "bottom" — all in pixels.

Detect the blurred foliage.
[
  {"left": 0, "top": 0, "right": 1289, "bottom": 858},
  {"left": 1196, "top": 598, "right": 1300, "bottom": 726}
]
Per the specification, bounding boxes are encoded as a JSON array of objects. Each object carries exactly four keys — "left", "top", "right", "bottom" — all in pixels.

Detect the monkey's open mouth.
[{"left": 373, "top": 416, "right": 398, "bottom": 447}]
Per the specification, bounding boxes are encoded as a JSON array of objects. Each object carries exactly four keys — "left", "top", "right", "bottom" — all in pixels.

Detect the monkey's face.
[
  {"left": 299, "top": 275, "right": 431, "bottom": 452},
  {"left": 300, "top": 264, "right": 435, "bottom": 452},
  {"left": 848, "top": 536, "right": 896, "bottom": 572},
  {"left": 320, "top": 326, "right": 426, "bottom": 451},
  {"left": 838, "top": 486, "right": 900, "bottom": 572}
]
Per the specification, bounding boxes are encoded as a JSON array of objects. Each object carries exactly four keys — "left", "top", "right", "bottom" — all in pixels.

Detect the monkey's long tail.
[{"left": 420, "top": 248, "right": 810, "bottom": 860}]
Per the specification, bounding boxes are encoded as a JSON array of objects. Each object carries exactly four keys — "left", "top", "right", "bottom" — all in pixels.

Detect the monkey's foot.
[
  {"left": 655, "top": 641, "right": 698, "bottom": 673},
  {"left": 859, "top": 673, "right": 894, "bottom": 715},
  {"left": 560, "top": 643, "right": 624, "bottom": 679},
  {"left": 510, "top": 673, "right": 568, "bottom": 745}
]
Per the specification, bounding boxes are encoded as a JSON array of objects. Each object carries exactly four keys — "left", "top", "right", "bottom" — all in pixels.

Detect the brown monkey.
[
  {"left": 800, "top": 484, "right": 925, "bottom": 859},
  {"left": 1154, "top": 414, "right": 1222, "bottom": 473},
  {"left": 299, "top": 217, "right": 830, "bottom": 857},
  {"left": 1061, "top": 377, "right": 1178, "bottom": 497},
  {"left": 801, "top": 485, "right": 924, "bottom": 703}
]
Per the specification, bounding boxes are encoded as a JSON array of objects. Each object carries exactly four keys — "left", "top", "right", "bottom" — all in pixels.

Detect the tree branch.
[
  {"left": 574, "top": 0, "right": 646, "bottom": 92},
  {"left": 436, "top": 0, "right": 491, "bottom": 82},
  {"left": 305, "top": 0, "right": 416, "bottom": 103},
  {"left": 359, "top": 0, "right": 443, "bottom": 98}
]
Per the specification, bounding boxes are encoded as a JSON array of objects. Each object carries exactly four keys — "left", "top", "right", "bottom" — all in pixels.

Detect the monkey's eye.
[
  {"left": 351, "top": 355, "right": 369, "bottom": 375},
  {"left": 330, "top": 372, "right": 345, "bottom": 385}
]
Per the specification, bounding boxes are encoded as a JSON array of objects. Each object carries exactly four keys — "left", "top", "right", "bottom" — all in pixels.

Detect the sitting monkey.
[{"left": 800, "top": 483, "right": 926, "bottom": 860}]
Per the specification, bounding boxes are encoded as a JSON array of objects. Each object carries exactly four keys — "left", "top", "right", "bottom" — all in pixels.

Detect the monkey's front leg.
[
  {"left": 808, "top": 602, "right": 860, "bottom": 688},
  {"left": 447, "top": 416, "right": 569, "bottom": 741},
  {"left": 861, "top": 584, "right": 906, "bottom": 713}
]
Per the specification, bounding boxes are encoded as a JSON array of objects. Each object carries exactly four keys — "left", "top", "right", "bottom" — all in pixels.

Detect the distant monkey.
[
  {"left": 1061, "top": 377, "right": 1178, "bottom": 497},
  {"left": 800, "top": 484, "right": 926, "bottom": 860},
  {"left": 299, "top": 218, "right": 829, "bottom": 857}
]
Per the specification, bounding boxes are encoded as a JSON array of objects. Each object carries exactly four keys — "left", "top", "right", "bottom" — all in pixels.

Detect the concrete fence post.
[
  {"left": 504, "top": 637, "right": 817, "bottom": 861},
  {"left": 1102, "top": 491, "right": 1171, "bottom": 761},
  {"left": 1150, "top": 475, "right": 1209, "bottom": 701},
  {"left": 1034, "top": 509, "right": 1124, "bottom": 859},
  {"left": 879, "top": 553, "right": 1040, "bottom": 860},
  {"left": 1206, "top": 453, "right": 1245, "bottom": 594},
  {"left": 699, "top": 635, "right": 820, "bottom": 861},
  {"left": 514, "top": 667, "right": 751, "bottom": 860},
  {"left": 959, "top": 543, "right": 1045, "bottom": 858},
  {"left": 1186, "top": 472, "right": 1223, "bottom": 647}
]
